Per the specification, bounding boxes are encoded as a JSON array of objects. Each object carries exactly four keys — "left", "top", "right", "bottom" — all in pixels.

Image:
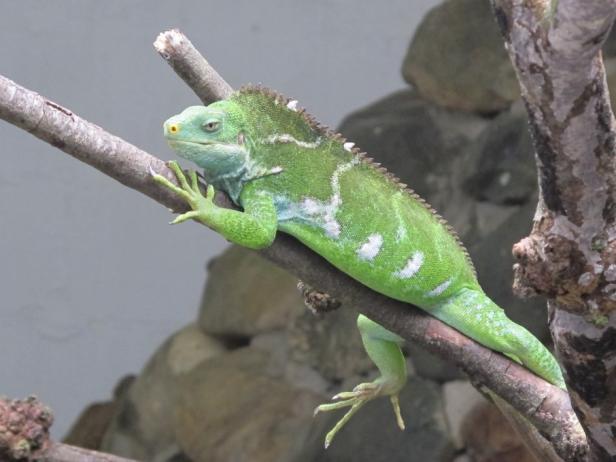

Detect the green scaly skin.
[{"left": 153, "top": 86, "right": 565, "bottom": 448}]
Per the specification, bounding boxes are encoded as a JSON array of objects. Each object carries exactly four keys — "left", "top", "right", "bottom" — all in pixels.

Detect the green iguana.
[{"left": 152, "top": 86, "right": 565, "bottom": 448}]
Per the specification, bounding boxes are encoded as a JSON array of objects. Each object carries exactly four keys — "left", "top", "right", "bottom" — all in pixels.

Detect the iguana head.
[{"left": 163, "top": 101, "right": 248, "bottom": 174}]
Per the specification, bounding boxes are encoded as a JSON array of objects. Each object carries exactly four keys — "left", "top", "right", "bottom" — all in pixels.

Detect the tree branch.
[
  {"left": 41, "top": 443, "right": 138, "bottom": 462},
  {"left": 0, "top": 396, "right": 137, "bottom": 462},
  {"left": 0, "top": 29, "right": 585, "bottom": 460},
  {"left": 492, "top": 0, "right": 616, "bottom": 459},
  {"left": 153, "top": 29, "right": 233, "bottom": 104}
]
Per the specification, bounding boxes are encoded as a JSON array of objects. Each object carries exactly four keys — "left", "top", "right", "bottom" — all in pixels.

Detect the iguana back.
[{"left": 231, "top": 87, "right": 479, "bottom": 308}]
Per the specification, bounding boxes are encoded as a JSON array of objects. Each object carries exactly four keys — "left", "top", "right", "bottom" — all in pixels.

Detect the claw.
[
  {"left": 189, "top": 170, "right": 199, "bottom": 191},
  {"left": 332, "top": 391, "right": 359, "bottom": 400},
  {"left": 170, "top": 210, "right": 200, "bottom": 225},
  {"left": 323, "top": 400, "right": 366, "bottom": 448},
  {"left": 315, "top": 398, "right": 357, "bottom": 415},
  {"left": 152, "top": 172, "right": 190, "bottom": 200},
  {"left": 390, "top": 394, "right": 405, "bottom": 430},
  {"left": 168, "top": 161, "right": 191, "bottom": 190}
]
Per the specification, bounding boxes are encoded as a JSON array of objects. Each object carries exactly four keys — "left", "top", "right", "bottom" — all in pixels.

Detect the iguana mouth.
[{"left": 166, "top": 139, "right": 218, "bottom": 146}]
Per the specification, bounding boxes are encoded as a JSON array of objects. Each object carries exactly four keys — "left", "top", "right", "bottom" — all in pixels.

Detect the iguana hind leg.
[{"left": 314, "top": 314, "right": 407, "bottom": 448}]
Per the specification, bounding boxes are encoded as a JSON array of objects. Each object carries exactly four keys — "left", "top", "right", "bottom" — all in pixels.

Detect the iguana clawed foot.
[
  {"left": 150, "top": 161, "right": 215, "bottom": 225},
  {"left": 314, "top": 379, "right": 405, "bottom": 448}
]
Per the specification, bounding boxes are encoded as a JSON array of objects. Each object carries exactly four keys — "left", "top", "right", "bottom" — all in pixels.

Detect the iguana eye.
[{"left": 202, "top": 120, "right": 220, "bottom": 132}]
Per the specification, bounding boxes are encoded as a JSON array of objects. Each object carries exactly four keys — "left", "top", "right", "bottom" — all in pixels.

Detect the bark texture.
[
  {"left": 492, "top": 0, "right": 616, "bottom": 460},
  {"left": 0, "top": 396, "right": 137, "bottom": 462}
]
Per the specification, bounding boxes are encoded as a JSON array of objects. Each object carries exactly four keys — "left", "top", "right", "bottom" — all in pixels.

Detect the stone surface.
[
  {"left": 461, "top": 401, "right": 535, "bottom": 462},
  {"left": 63, "top": 375, "right": 134, "bottom": 450},
  {"left": 605, "top": 58, "right": 616, "bottom": 111},
  {"left": 289, "top": 307, "right": 375, "bottom": 382},
  {"left": 297, "top": 376, "right": 454, "bottom": 462},
  {"left": 462, "top": 102, "right": 535, "bottom": 206},
  {"left": 401, "top": 1, "right": 616, "bottom": 114},
  {"left": 442, "top": 380, "right": 485, "bottom": 449},
  {"left": 101, "top": 324, "right": 226, "bottom": 462},
  {"left": 404, "top": 343, "right": 464, "bottom": 382},
  {"left": 251, "top": 330, "right": 331, "bottom": 394},
  {"left": 601, "top": 26, "right": 616, "bottom": 60},
  {"left": 402, "top": 1, "right": 616, "bottom": 114},
  {"left": 198, "top": 246, "right": 305, "bottom": 337},
  {"left": 173, "top": 347, "right": 326, "bottom": 462},
  {"left": 339, "top": 89, "right": 488, "bottom": 239},
  {"left": 402, "top": 0, "right": 519, "bottom": 113}
]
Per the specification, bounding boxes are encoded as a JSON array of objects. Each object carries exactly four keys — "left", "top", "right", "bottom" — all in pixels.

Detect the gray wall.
[{"left": 0, "top": 0, "right": 439, "bottom": 437}]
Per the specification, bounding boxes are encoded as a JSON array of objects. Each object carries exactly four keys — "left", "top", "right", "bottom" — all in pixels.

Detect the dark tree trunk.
[{"left": 492, "top": 0, "right": 616, "bottom": 459}]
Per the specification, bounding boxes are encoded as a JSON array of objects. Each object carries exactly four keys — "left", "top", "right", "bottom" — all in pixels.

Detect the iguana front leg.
[{"left": 152, "top": 161, "right": 278, "bottom": 249}]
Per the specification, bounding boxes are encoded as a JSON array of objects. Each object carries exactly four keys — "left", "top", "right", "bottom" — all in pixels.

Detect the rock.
[
  {"left": 461, "top": 401, "right": 535, "bottom": 462},
  {"left": 338, "top": 89, "right": 488, "bottom": 238},
  {"left": 289, "top": 307, "right": 375, "bottom": 382},
  {"left": 297, "top": 376, "right": 454, "bottom": 462},
  {"left": 442, "top": 380, "right": 485, "bottom": 449},
  {"left": 173, "top": 347, "right": 325, "bottom": 462},
  {"left": 198, "top": 246, "right": 305, "bottom": 337},
  {"left": 605, "top": 58, "right": 616, "bottom": 110},
  {"left": 600, "top": 26, "right": 616, "bottom": 59},
  {"left": 101, "top": 324, "right": 226, "bottom": 462},
  {"left": 402, "top": 0, "right": 519, "bottom": 113},
  {"left": 339, "top": 90, "right": 487, "bottom": 201},
  {"left": 404, "top": 343, "right": 464, "bottom": 382},
  {"left": 462, "top": 102, "right": 536, "bottom": 207},
  {"left": 251, "top": 330, "right": 331, "bottom": 394},
  {"left": 401, "top": 0, "right": 616, "bottom": 114},
  {"left": 63, "top": 402, "right": 117, "bottom": 450},
  {"left": 452, "top": 455, "right": 472, "bottom": 462},
  {"left": 63, "top": 375, "right": 134, "bottom": 450}
]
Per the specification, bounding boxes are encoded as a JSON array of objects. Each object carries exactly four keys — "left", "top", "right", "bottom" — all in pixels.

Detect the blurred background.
[{"left": 5, "top": 1, "right": 610, "bottom": 461}]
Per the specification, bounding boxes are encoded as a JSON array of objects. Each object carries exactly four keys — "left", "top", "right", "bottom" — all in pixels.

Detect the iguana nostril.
[{"left": 169, "top": 123, "right": 179, "bottom": 133}]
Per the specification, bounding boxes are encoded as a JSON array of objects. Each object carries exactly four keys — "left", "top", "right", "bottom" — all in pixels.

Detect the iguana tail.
[{"left": 428, "top": 288, "right": 565, "bottom": 389}]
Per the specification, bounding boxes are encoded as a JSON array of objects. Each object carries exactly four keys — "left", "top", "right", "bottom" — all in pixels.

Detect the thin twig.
[{"left": 154, "top": 29, "right": 233, "bottom": 104}]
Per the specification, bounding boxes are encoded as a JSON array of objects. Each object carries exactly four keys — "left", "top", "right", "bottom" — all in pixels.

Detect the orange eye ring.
[{"left": 169, "top": 124, "right": 179, "bottom": 133}]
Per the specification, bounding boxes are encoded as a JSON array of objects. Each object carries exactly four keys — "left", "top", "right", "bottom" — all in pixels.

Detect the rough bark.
[
  {"left": 0, "top": 396, "right": 137, "bottom": 462},
  {"left": 0, "top": 29, "right": 586, "bottom": 460},
  {"left": 491, "top": 0, "right": 616, "bottom": 460},
  {"left": 153, "top": 30, "right": 233, "bottom": 104},
  {"left": 40, "top": 443, "right": 138, "bottom": 462}
]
